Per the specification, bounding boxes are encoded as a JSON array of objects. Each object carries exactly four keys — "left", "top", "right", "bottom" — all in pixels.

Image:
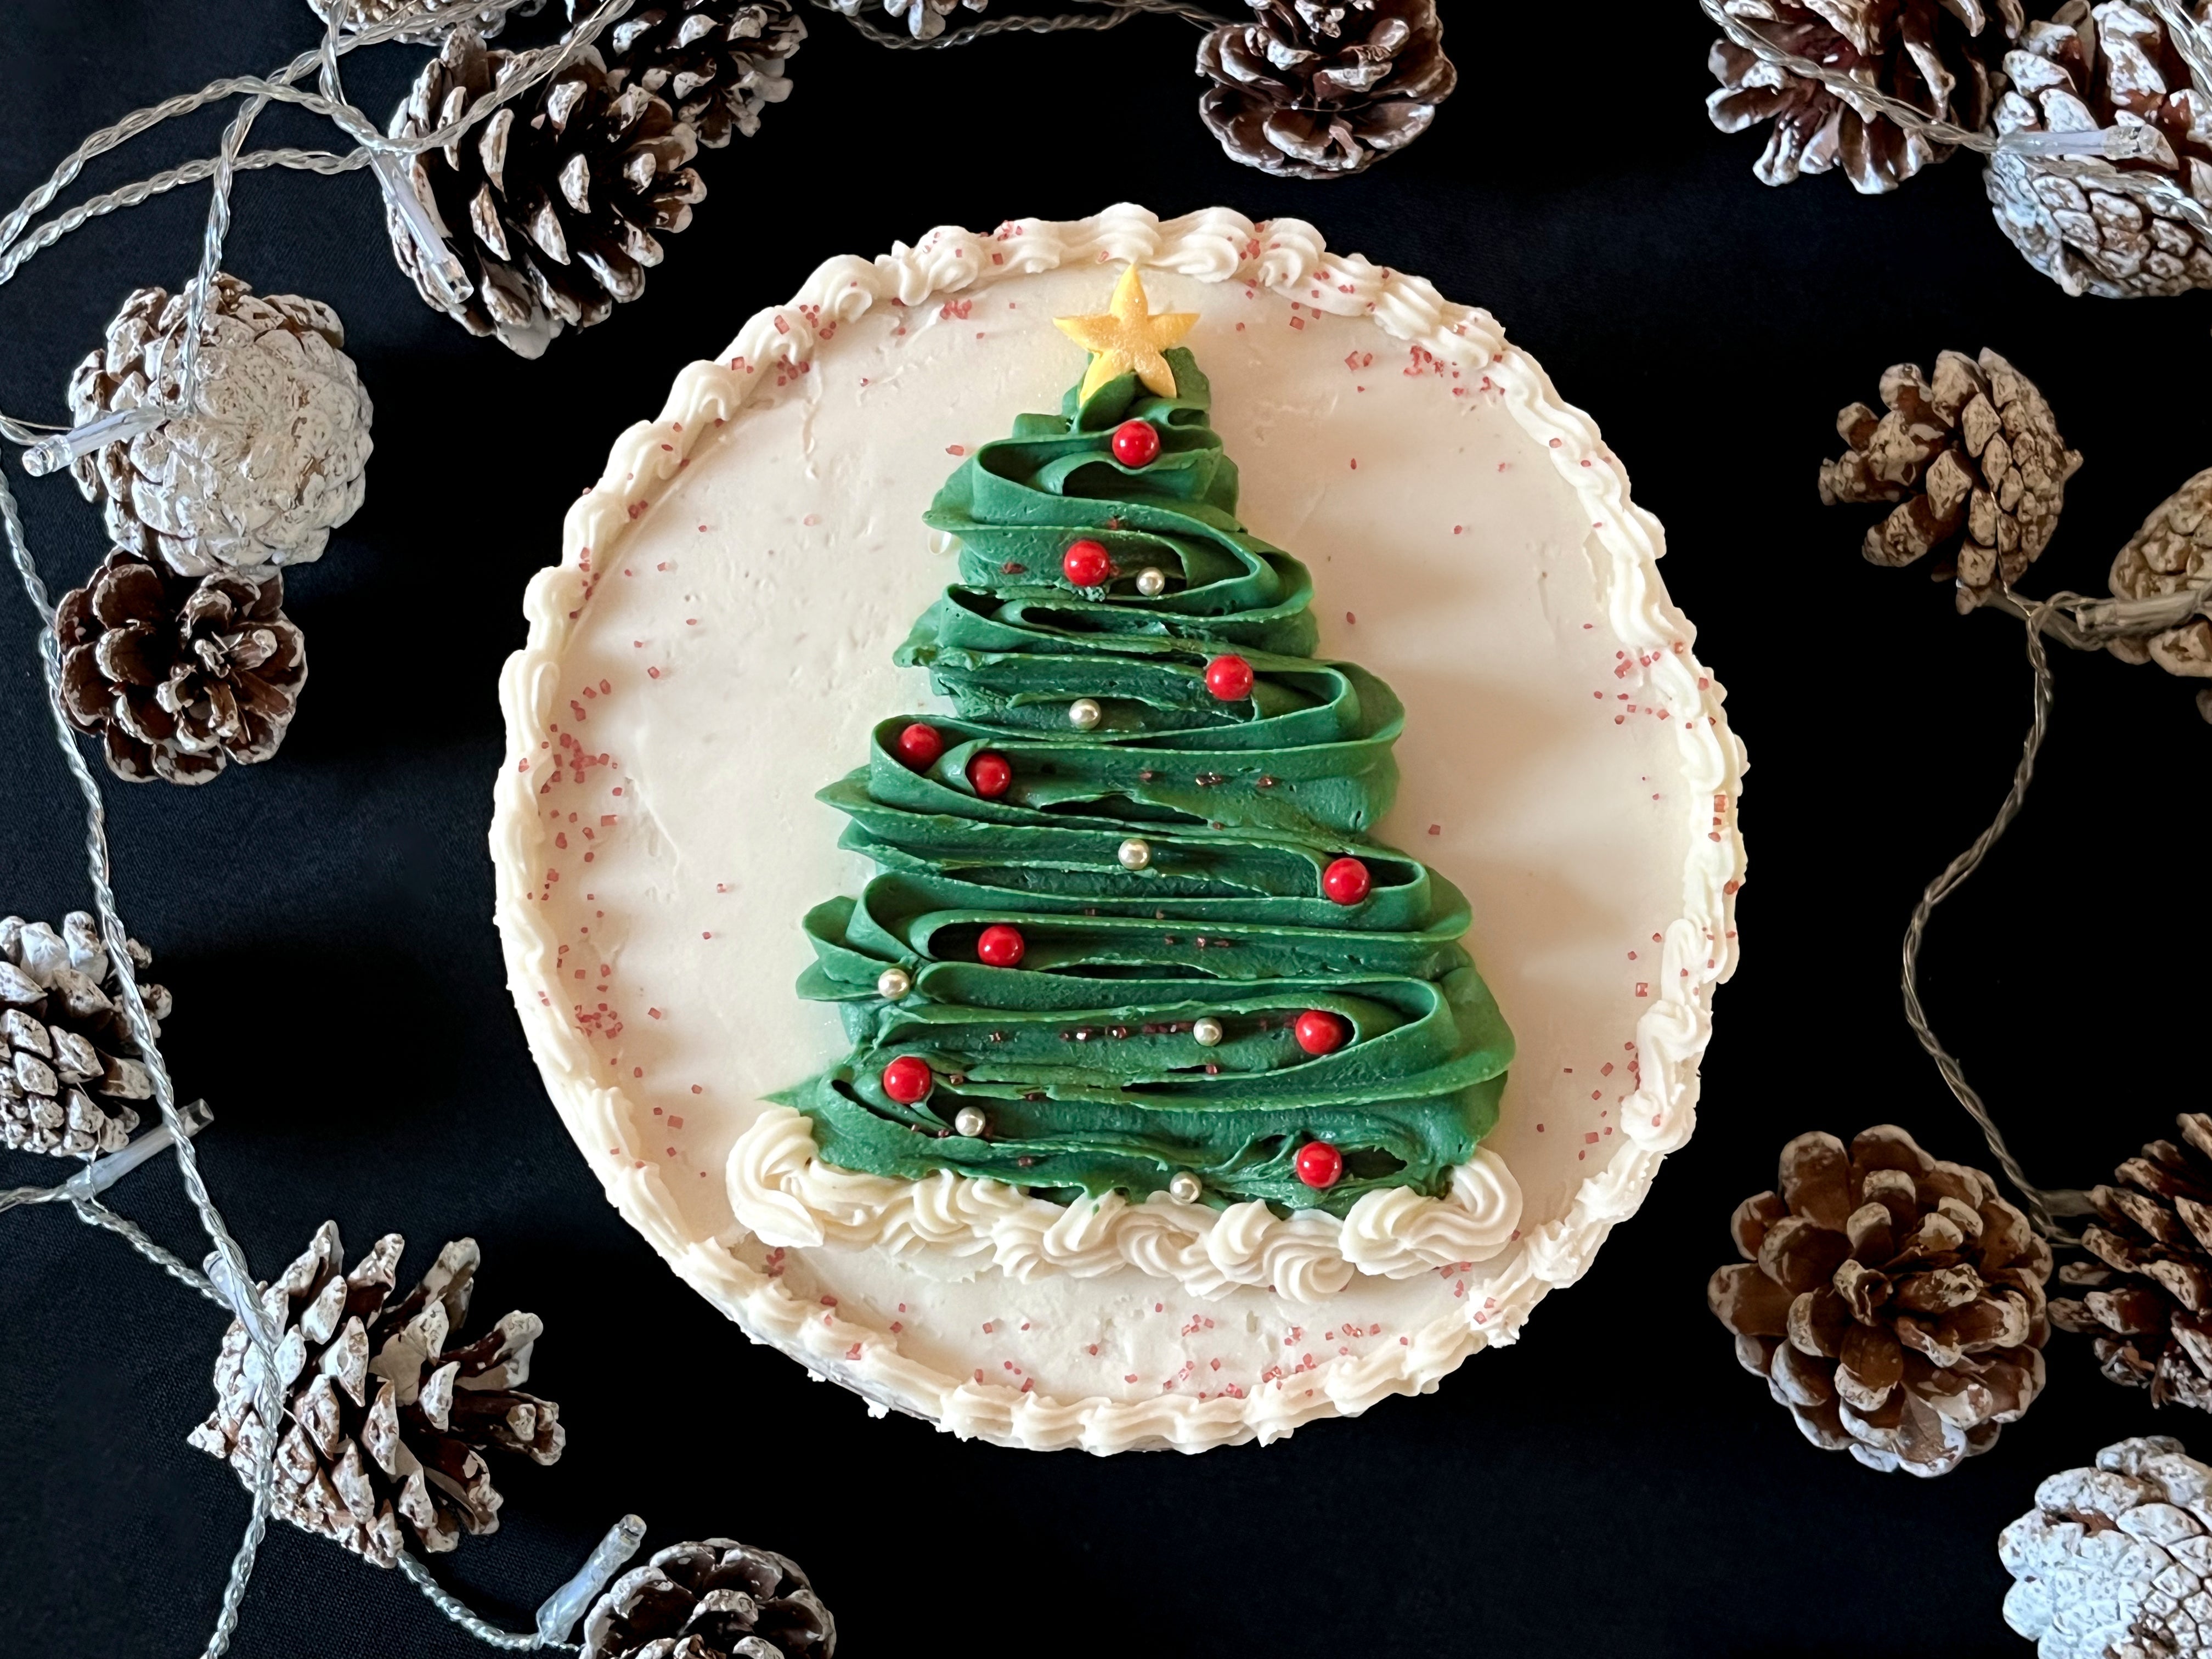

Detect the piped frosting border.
[
  {"left": 729, "top": 1105, "right": 1523, "bottom": 1304},
  {"left": 490, "top": 205, "right": 1748, "bottom": 1452}
]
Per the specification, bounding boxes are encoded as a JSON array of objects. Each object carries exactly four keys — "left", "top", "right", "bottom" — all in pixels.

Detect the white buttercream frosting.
[
  {"left": 727, "top": 1106, "right": 1524, "bottom": 1302},
  {"left": 489, "top": 204, "right": 1748, "bottom": 1453}
]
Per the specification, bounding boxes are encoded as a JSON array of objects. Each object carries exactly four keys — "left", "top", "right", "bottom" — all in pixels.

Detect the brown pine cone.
[
  {"left": 186, "top": 1222, "right": 563, "bottom": 1567},
  {"left": 583, "top": 1539, "right": 834, "bottom": 1659},
  {"left": 1987, "top": 2, "right": 2212, "bottom": 299},
  {"left": 387, "top": 29, "right": 707, "bottom": 358},
  {"left": 1709, "top": 1125, "right": 2053, "bottom": 1477},
  {"left": 54, "top": 548, "right": 305, "bottom": 786},
  {"left": 1197, "top": 0, "right": 1456, "bottom": 182},
  {"left": 1707, "top": 0, "right": 2021, "bottom": 194},
  {"left": 2050, "top": 1114, "right": 2212, "bottom": 1411},
  {"left": 67, "top": 275, "right": 373, "bottom": 578},
  {"left": 1818, "top": 347, "right": 2083, "bottom": 611},
  {"left": 0, "top": 912, "right": 165, "bottom": 1159},
  {"left": 601, "top": 0, "right": 804, "bottom": 147},
  {"left": 2104, "top": 467, "right": 2212, "bottom": 721}
]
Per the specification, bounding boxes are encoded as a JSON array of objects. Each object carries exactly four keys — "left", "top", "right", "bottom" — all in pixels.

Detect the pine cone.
[
  {"left": 2001, "top": 1435, "right": 2212, "bottom": 1658},
  {"left": 1706, "top": 0, "right": 2021, "bottom": 194},
  {"left": 186, "top": 1222, "right": 562, "bottom": 1567},
  {"left": 55, "top": 548, "right": 306, "bottom": 786},
  {"left": 1818, "top": 347, "right": 2083, "bottom": 611},
  {"left": 600, "top": 1, "right": 804, "bottom": 147},
  {"left": 2103, "top": 467, "right": 2212, "bottom": 722},
  {"left": 0, "top": 912, "right": 164, "bottom": 1159},
  {"left": 67, "top": 275, "right": 373, "bottom": 578},
  {"left": 1987, "top": 1, "right": 2212, "bottom": 299},
  {"left": 1197, "top": 0, "right": 1457, "bottom": 182},
  {"left": 387, "top": 29, "right": 708, "bottom": 358},
  {"left": 582, "top": 1539, "right": 835, "bottom": 1659},
  {"left": 822, "top": 0, "right": 980, "bottom": 44},
  {"left": 1708, "top": 1125, "right": 2053, "bottom": 1477},
  {"left": 2047, "top": 1114, "right": 2212, "bottom": 1410},
  {"left": 304, "top": 0, "right": 544, "bottom": 42}
]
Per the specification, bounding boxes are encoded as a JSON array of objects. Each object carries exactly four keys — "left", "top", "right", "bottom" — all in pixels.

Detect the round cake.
[{"left": 492, "top": 204, "right": 1747, "bottom": 1453}]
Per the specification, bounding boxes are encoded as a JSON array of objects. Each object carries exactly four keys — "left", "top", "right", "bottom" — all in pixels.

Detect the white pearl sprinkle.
[
  {"left": 1136, "top": 567, "right": 1167, "bottom": 598},
  {"left": 876, "top": 966, "right": 912, "bottom": 1000},
  {"left": 1068, "top": 697, "right": 1102, "bottom": 730},
  {"left": 1169, "top": 1171, "right": 1204, "bottom": 1203},
  {"left": 1118, "top": 838, "right": 1152, "bottom": 871},
  {"left": 953, "top": 1106, "right": 987, "bottom": 1138},
  {"left": 1192, "top": 1017, "right": 1223, "bottom": 1048}
]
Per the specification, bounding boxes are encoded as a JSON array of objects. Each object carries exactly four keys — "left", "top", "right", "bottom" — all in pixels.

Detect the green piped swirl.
[{"left": 772, "top": 350, "right": 1511, "bottom": 1216}]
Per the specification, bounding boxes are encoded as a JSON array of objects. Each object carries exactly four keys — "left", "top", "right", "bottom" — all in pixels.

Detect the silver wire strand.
[{"left": 821, "top": 0, "right": 1218, "bottom": 49}]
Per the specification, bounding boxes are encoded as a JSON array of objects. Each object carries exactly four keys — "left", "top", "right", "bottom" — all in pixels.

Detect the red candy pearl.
[
  {"left": 896, "top": 722, "right": 945, "bottom": 770},
  {"left": 977, "top": 924, "right": 1026, "bottom": 967},
  {"left": 1111, "top": 420, "right": 1161, "bottom": 467},
  {"left": 882, "top": 1056, "right": 933, "bottom": 1104},
  {"left": 1204, "top": 654, "right": 1254, "bottom": 701},
  {"left": 1062, "top": 539, "right": 1113, "bottom": 587},
  {"left": 1322, "top": 856, "right": 1372, "bottom": 906},
  {"left": 1294, "top": 1009, "right": 1347, "bottom": 1056},
  {"left": 967, "top": 752, "right": 1012, "bottom": 798},
  {"left": 1295, "top": 1140, "right": 1344, "bottom": 1190}
]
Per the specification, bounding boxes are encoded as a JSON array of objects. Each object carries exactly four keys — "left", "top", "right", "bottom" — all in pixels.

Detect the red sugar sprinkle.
[{"left": 691, "top": 1084, "right": 703, "bottom": 1094}]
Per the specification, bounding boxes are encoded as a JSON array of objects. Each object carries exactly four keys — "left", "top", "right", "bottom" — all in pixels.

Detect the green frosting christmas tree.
[{"left": 773, "top": 268, "right": 1511, "bottom": 1216}]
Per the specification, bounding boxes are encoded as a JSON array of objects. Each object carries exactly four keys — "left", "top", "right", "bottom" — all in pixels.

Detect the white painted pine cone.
[
  {"left": 2001, "top": 1435, "right": 2212, "bottom": 1658},
  {"left": 69, "top": 274, "right": 374, "bottom": 578}
]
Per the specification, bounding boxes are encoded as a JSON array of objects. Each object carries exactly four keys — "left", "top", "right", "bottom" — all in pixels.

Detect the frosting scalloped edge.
[
  {"left": 727, "top": 1104, "right": 1525, "bottom": 1304},
  {"left": 490, "top": 204, "right": 1749, "bottom": 1453}
]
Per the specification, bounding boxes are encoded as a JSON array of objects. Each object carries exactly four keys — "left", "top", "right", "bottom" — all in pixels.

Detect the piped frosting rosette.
[{"left": 771, "top": 347, "right": 1513, "bottom": 1218}]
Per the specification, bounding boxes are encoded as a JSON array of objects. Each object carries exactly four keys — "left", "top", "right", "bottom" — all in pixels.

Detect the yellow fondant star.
[{"left": 1053, "top": 266, "right": 1198, "bottom": 403}]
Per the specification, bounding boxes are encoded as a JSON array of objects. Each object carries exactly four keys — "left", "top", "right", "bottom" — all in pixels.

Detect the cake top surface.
[{"left": 489, "top": 205, "right": 1746, "bottom": 1453}]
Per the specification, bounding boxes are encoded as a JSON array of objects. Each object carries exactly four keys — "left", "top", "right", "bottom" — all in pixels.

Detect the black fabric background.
[{"left": 1, "top": 4, "right": 2204, "bottom": 1656}]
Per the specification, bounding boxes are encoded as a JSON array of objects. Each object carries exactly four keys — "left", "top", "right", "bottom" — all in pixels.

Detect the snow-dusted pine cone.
[
  {"left": 304, "top": 0, "right": 543, "bottom": 41},
  {"left": 1709, "top": 1124, "right": 2052, "bottom": 1476},
  {"left": 1818, "top": 347, "right": 2083, "bottom": 611},
  {"left": 187, "top": 1222, "right": 562, "bottom": 1567},
  {"left": 2051, "top": 1114, "right": 2212, "bottom": 1409},
  {"left": 1197, "top": 0, "right": 1456, "bottom": 181},
  {"left": 1707, "top": 0, "right": 2021, "bottom": 194},
  {"left": 1988, "top": 1, "right": 2212, "bottom": 300},
  {"left": 583, "top": 1538, "right": 834, "bottom": 1659},
  {"left": 387, "top": 28, "right": 706, "bottom": 358},
  {"left": 600, "top": 0, "right": 804, "bottom": 144},
  {"left": 2001, "top": 1435, "right": 2212, "bottom": 1658},
  {"left": 822, "top": 0, "right": 980, "bottom": 43},
  {"left": 68, "top": 275, "right": 373, "bottom": 578},
  {"left": 55, "top": 547, "right": 306, "bottom": 785},
  {"left": 2104, "top": 467, "right": 2212, "bottom": 721},
  {"left": 0, "top": 912, "right": 164, "bottom": 1159}
]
